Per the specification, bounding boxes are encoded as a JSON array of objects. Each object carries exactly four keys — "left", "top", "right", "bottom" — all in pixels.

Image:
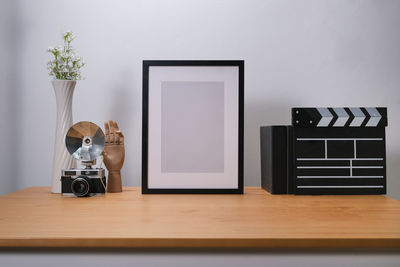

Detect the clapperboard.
[
  {"left": 260, "top": 107, "right": 388, "bottom": 195},
  {"left": 292, "top": 107, "right": 387, "bottom": 195}
]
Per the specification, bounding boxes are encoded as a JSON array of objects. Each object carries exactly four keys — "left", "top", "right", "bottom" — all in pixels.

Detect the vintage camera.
[
  {"left": 61, "top": 169, "right": 106, "bottom": 197},
  {"left": 62, "top": 121, "right": 107, "bottom": 197}
]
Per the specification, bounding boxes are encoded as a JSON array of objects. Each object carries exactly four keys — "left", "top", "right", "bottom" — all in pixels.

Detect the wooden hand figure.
[{"left": 103, "top": 120, "right": 125, "bottom": 193}]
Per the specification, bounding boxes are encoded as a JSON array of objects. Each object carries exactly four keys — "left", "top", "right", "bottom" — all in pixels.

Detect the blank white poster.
[{"left": 161, "top": 81, "right": 225, "bottom": 173}]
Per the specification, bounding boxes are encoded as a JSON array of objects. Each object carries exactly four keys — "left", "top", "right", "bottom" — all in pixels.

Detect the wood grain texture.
[{"left": 0, "top": 187, "right": 399, "bottom": 248}]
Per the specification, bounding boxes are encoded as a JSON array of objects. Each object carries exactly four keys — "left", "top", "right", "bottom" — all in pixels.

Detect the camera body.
[{"left": 61, "top": 168, "right": 106, "bottom": 197}]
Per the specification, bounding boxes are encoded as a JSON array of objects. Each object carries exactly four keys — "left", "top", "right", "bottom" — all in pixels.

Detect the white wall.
[
  {"left": 1, "top": 0, "right": 400, "bottom": 199},
  {"left": 0, "top": 0, "right": 18, "bottom": 194}
]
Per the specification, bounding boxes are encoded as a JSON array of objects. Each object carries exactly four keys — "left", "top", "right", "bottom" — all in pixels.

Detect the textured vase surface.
[{"left": 51, "top": 80, "right": 77, "bottom": 193}]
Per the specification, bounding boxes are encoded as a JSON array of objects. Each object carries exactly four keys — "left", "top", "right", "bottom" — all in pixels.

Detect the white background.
[{"left": 0, "top": 0, "right": 399, "bottom": 265}]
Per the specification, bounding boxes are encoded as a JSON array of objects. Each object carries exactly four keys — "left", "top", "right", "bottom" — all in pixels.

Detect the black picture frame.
[{"left": 142, "top": 60, "right": 244, "bottom": 194}]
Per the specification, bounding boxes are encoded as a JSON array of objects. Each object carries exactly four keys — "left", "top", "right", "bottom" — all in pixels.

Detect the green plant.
[{"left": 47, "top": 31, "right": 85, "bottom": 80}]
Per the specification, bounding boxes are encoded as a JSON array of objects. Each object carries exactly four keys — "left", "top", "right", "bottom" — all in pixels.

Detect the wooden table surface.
[{"left": 0, "top": 187, "right": 399, "bottom": 248}]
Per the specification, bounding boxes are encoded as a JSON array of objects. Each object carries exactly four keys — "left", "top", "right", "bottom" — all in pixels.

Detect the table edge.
[{"left": 0, "top": 237, "right": 399, "bottom": 249}]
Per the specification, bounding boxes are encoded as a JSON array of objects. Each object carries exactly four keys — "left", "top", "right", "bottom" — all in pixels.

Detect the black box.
[{"left": 260, "top": 126, "right": 293, "bottom": 194}]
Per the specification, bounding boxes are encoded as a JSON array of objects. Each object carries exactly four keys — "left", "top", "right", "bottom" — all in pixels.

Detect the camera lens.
[{"left": 71, "top": 176, "right": 92, "bottom": 197}]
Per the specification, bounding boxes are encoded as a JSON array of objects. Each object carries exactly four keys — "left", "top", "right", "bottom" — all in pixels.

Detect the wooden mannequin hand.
[{"left": 102, "top": 120, "right": 125, "bottom": 193}]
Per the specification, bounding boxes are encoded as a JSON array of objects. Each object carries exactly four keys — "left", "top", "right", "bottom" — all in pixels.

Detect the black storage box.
[{"left": 260, "top": 126, "right": 293, "bottom": 194}]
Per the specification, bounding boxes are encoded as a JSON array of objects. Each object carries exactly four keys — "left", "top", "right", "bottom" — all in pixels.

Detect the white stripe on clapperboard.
[
  {"left": 295, "top": 137, "right": 384, "bottom": 188},
  {"left": 349, "top": 107, "right": 364, "bottom": 127},
  {"left": 316, "top": 108, "right": 333, "bottom": 127},
  {"left": 365, "top": 107, "right": 382, "bottom": 127},
  {"left": 332, "top": 107, "right": 348, "bottom": 127}
]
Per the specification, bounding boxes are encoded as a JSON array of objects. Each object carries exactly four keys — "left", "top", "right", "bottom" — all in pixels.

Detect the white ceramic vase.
[{"left": 51, "top": 80, "right": 77, "bottom": 193}]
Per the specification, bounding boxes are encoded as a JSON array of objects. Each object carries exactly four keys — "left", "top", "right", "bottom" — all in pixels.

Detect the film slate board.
[{"left": 292, "top": 107, "right": 387, "bottom": 195}]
